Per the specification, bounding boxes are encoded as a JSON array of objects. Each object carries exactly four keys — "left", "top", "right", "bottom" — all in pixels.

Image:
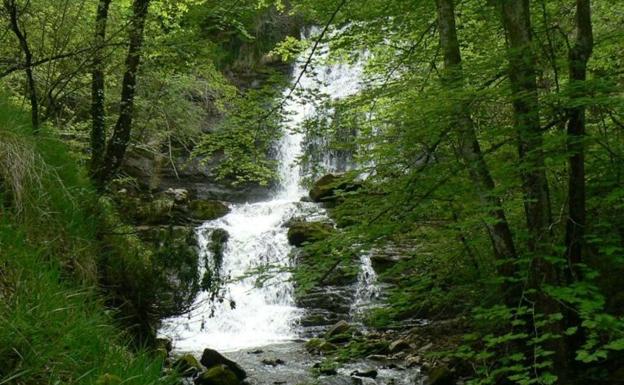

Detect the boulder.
[
  {"left": 194, "top": 364, "right": 240, "bottom": 385},
  {"left": 325, "top": 320, "right": 352, "bottom": 339},
  {"left": 309, "top": 174, "right": 361, "bottom": 203},
  {"left": 200, "top": 348, "right": 247, "bottom": 380},
  {"left": 351, "top": 369, "right": 378, "bottom": 379},
  {"left": 164, "top": 188, "right": 190, "bottom": 203},
  {"left": 172, "top": 354, "right": 202, "bottom": 377},
  {"left": 305, "top": 338, "right": 338, "bottom": 353},
  {"left": 136, "top": 197, "right": 176, "bottom": 225},
  {"left": 189, "top": 200, "right": 230, "bottom": 221},
  {"left": 287, "top": 221, "right": 334, "bottom": 247},
  {"left": 388, "top": 338, "right": 411, "bottom": 353},
  {"left": 426, "top": 365, "right": 454, "bottom": 385},
  {"left": 261, "top": 358, "right": 285, "bottom": 366},
  {"left": 155, "top": 337, "right": 173, "bottom": 353}
]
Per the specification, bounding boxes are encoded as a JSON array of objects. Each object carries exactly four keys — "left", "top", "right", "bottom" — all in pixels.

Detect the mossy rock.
[
  {"left": 195, "top": 364, "right": 240, "bottom": 385},
  {"left": 189, "top": 200, "right": 230, "bottom": 221},
  {"left": 173, "top": 353, "right": 202, "bottom": 377},
  {"left": 287, "top": 221, "right": 334, "bottom": 247},
  {"left": 309, "top": 174, "right": 361, "bottom": 203},
  {"left": 325, "top": 320, "right": 352, "bottom": 338},
  {"left": 305, "top": 338, "right": 338, "bottom": 353}
]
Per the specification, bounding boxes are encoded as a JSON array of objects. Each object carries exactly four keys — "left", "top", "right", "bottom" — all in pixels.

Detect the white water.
[
  {"left": 161, "top": 29, "right": 365, "bottom": 352},
  {"left": 351, "top": 253, "right": 380, "bottom": 316}
]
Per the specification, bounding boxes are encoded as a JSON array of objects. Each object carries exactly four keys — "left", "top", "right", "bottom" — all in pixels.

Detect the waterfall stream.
[{"left": 161, "top": 29, "right": 368, "bottom": 353}]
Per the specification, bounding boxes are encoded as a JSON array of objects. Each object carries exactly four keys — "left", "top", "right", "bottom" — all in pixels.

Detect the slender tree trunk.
[
  {"left": 500, "top": 1, "right": 567, "bottom": 380},
  {"left": 90, "top": 0, "right": 112, "bottom": 183},
  {"left": 5, "top": 0, "right": 39, "bottom": 132},
  {"left": 99, "top": 0, "right": 150, "bottom": 185},
  {"left": 500, "top": 0, "right": 552, "bottom": 253},
  {"left": 564, "top": 0, "right": 593, "bottom": 277},
  {"left": 435, "top": 0, "right": 518, "bottom": 300}
]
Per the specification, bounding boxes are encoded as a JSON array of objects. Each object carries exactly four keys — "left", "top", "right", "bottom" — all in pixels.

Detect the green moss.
[
  {"left": 195, "top": 364, "right": 240, "bottom": 385},
  {"left": 287, "top": 221, "right": 334, "bottom": 247},
  {"left": 189, "top": 199, "right": 230, "bottom": 220}
]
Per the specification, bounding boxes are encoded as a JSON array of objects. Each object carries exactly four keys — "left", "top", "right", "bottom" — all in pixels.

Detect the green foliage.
[
  {"left": 193, "top": 70, "right": 288, "bottom": 186},
  {"left": 0, "top": 98, "right": 177, "bottom": 384}
]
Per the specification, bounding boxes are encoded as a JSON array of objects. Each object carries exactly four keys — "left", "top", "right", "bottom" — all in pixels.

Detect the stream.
[{"left": 160, "top": 29, "right": 423, "bottom": 385}]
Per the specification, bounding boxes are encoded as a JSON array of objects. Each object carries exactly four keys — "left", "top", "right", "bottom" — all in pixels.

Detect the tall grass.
[{"left": 0, "top": 97, "right": 175, "bottom": 385}]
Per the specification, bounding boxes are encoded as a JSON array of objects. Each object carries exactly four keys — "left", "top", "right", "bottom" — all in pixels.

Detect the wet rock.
[
  {"left": 200, "top": 348, "right": 247, "bottom": 380},
  {"left": 351, "top": 377, "right": 377, "bottom": 385},
  {"left": 261, "top": 358, "right": 285, "bottom": 366},
  {"left": 195, "top": 364, "right": 240, "bottom": 385},
  {"left": 208, "top": 228, "right": 229, "bottom": 269},
  {"left": 319, "top": 366, "right": 338, "bottom": 375},
  {"left": 247, "top": 349, "right": 264, "bottom": 355},
  {"left": 406, "top": 355, "right": 422, "bottom": 367},
  {"left": 287, "top": 221, "right": 334, "bottom": 247},
  {"left": 325, "top": 320, "right": 352, "bottom": 338},
  {"left": 309, "top": 174, "right": 361, "bottom": 203},
  {"left": 426, "top": 365, "right": 454, "bottom": 385},
  {"left": 164, "top": 188, "right": 190, "bottom": 203},
  {"left": 351, "top": 369, "right": 378, "bottom": 378},
  {"left": 189, "top": 200, "right": 230, "bottom": 221},
  {"left": 389, "top": 339, "right": 411, "bottom": 353},
  {"left": 156, "top": 337, "right": 173, "bottom": 353},
  {"left": 173, "top": 354, "right": 203, "bottom": 377}
]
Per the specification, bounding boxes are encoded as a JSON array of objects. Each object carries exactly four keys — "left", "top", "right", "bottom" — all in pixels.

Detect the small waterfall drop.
[{"left": 161, "top": 29, "right": 364, "bottom": 352}]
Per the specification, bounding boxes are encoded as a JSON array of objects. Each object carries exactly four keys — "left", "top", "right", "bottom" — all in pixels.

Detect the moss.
[
  {"left": 287, "top": 221, "right": 334, "bottom": 247},
  {"left": 189, "top": 199, "right": 230, "bottom": 220},
  {"left": 173, "top": 354, "right": 202, "bottom": 377},
  {"left": 195, "top": 364, "right": 240, "bottom": 385}
]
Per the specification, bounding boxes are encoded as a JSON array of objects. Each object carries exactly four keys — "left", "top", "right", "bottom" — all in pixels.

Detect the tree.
[
  {"left": 95, "top": 0, "right": 151, "bottom": 186},
  {"left": 435, "top": 0, "right": 518, "bottom": 300},
  {"left": 500, "top": 0, "right": 552, "bottom": 253},
  {"left": 564, "top": 0, "right": 593, "bottom": 277},
  {"left": 3, "top": 0, "right": 39, "bottom": 132},
  {"left": 90, "top": 0, "right": 112, "bottom": 179}
]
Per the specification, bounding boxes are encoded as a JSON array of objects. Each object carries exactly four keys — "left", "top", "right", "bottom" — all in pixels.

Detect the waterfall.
[{"left": 160, "top": 29, "right": 367, "bottom": 352}]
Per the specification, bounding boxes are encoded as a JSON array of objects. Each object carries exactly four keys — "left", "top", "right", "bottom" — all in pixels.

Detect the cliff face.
[{"left": 120, "top": 8, "right": 302, "bottom": 203}]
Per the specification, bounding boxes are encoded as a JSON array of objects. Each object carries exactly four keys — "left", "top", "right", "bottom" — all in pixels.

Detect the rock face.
[
  {"left": 194, "top": 364, "right": 240, "bottom": 385},
  {"left": 200, "top": 348, "right": 247, "bottom": 381},
  {"left": 116, "top": 188, "right": 230, "bottom": 226},
  {"left": 122, "top": 147, "right": 272, "bottom": 203},
  {"left": 309, "top": 174, "right": 361, "bottom": 203},
  {"left": 287, "top": 221, "right": 334, "bottom": 247}
]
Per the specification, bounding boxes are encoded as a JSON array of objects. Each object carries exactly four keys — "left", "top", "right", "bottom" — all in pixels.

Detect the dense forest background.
[{"left": 1, "top": 0, "right": 624, "bottom": 384}]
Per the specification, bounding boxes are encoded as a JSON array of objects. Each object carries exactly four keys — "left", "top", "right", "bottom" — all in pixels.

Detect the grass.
[{"left": 0, "top": 96, "right": 175, "bottom": 385}]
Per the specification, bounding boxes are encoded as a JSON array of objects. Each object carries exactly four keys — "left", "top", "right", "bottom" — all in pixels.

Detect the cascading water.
[{"left": 160, "top": 28, "right": 366, "bottom": 353}]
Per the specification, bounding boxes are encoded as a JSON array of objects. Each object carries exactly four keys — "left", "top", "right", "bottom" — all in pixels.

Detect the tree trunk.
[
  {"left": 435, "top": 0, "right": 518, "bottom": 299},
  {"left": 5, "top": 0, "right": 39, "bottom": 132},
  {"left": 500, "top": 0, "right": 552, "bottom": 253},
  {"left": 90, "top": 0, "right": 112, "bottom": 183},
  {"left": 99, "top": 0, "right": 150, "bottom": 184},
  {"left": 564, "top": 0, "right": 593, "bottom": 277},
  {"left": 500, "top": 1, "right": 566, "bottom": 380}
]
